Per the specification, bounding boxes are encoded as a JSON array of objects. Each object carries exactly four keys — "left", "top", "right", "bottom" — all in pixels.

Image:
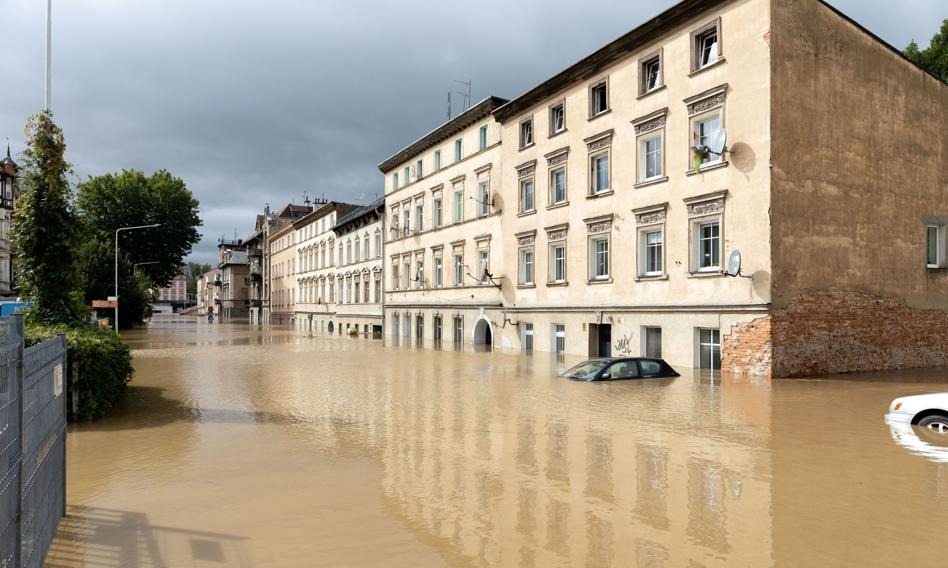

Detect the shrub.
[{"left": 26, "top": 323, "right": 133, "bottom": 421}]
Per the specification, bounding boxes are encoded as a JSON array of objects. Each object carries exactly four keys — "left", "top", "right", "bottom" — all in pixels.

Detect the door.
[{"left": 598, "top": 324, "right": 612, "bottom": 357}]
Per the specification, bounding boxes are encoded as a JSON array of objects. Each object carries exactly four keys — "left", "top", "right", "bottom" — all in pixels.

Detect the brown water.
[{"left": 46, "top": 319, "right": 948, "bottom": 567}]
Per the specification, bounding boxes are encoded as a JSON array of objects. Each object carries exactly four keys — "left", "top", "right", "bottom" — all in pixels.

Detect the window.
[
  {"left": 522, "top": 323, "right": 534, "bottom": 354},
  {"left": 354, "top": 281, "right": 360, "bottom": 303},
  {"left": 433, "top": 194, "right": 443, "bottom": 228},
  {"left": 639, "top": 132, "right": 663, "bottom": 182},
  {"left": 402, "top": 313, "right": 410, "bottom": 338},
  {"left": 416, "top": 160, "right": 423, "bottom": 179},
  {"left": 642, "top": 229, "right": 664, "bottom": 276},
  {"left": 363, "top": 237, "right": 369, "bottom": 260},
  {"left": 644, "top": 327, "right": 662, "bottom": 358},
  {"left": 519, "top": 118, "right": 534, "bottom": 149},
  {"left": 553, "top": 324, "right": 566, "bottom": 354},
  {"left": 696, "top": 221, "right": 720, "bottom": 271},
  {"left": 589, "top": 79, "right": 609, "bottom": 117},
  {"left": 404, "top": 166, "right": 410, "bottom": 185},
  {"left": 416, "top": 315, "right": 424, "bottom": 344},
  {"left": 402, "top": 258, "right": 411, "bottom": 290},
  {"left": 476, "top": 249, "right": 489, "bottom": 283},
  {"left": 453, "top": 183, "right": 463, "bottom": 223},
  {"left": 479, "top": 125, "right": 488, "bottom": 150},
  {"left": 391, "top": 213, "right": 399, "bottom": 239},
  {"left": 641, "top": 53, "right": 662, "bottom": 94},
  {"left": 434, "top": 150, "right": 442, "bottom": 171},
  {"left": 518, "top": 246, "right": 535, "bottom": 285},
  {"left": 453, "top": 316, "right": 464, "bottom": 347},
  {"left": 698, "top": 328, "right": 721, "bottom": 369},
  {"left": 591, "top": 153, "right": 610, "bottom": 194},
  {"left": 403, "top": 208, "right": 411, "bottom": 236},
  {"left": 433, "top": 315, "right": 443, "bottom": 345},
  {"left": 392, "top": 173, "right": 399, "bottom": 190},
  {"left": 519, "top": 178, "right": 535, "bottom": 213},
  {"left": 454, "top": 138, "right": 462, "bottom": 161},
  {"left": 363, "top": 279, "right": 369, "bottom": 303},
  {"left": 694, "top": 114, "right": 723, "bottom": 167},
  {"left": 434, "top": 255, "right": 443, "bottom": 288},
  {"left": 374, "top": 276, "right": 381, "bottom": 302},
  {"left": 927, "top": 224, "right": 944, "bottom": 268},
  {"left": 550, "top": 102, "right": 565, "bottom": 135},
  {"left": 353, "top": 239, "right": 360, "bottom": 263},
  {"left": 454, "top": 252, "right": 464, "bottom": 286},
  {"left": 391, "top": 313, "right": 399, "bottom": 339},
  {"left": 415, "top": 202, "right": 424, "bottom": 233},
  {"left": 374, "top": 233, "right": 381, "bottom": 258},
  {"left": 477, "top": 180, "right": 490, "bottom": 217},
  {"left": 415, "top": 259, "right": 424, "bottom": 289},
  {"left": 549, "top": 241, "right": 567, "bottom": 283},
  {"left": 589, "top": 235, "right": 610, "bottom": 280},
  {"left": 550, "top": 167, "right": 567, "bottom": 205},
  {"left": 693, "top": 22, "right": 721, "bottom": 71}
]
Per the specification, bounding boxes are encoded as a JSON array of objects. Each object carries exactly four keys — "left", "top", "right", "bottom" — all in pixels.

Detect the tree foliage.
[
  {"left": 185, "top": 261, "right": 212, "bottom": 298},
  {"left": 904, "top": 19, "right": 948, "bottom": 83},
  {"left": 77, "top": 170, "right": 202, "bottom": 288},
  {"left": 11, "top": 112, "right": 85, "bottom": 326}
]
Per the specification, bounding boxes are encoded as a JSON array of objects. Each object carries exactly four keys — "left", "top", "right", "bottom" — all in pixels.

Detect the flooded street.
[{"left": 47, "top": 319, "right": 948, "bottom": 567}]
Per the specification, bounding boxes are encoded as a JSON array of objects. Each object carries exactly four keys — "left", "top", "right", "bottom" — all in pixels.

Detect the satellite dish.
[
  {"left": 727, "top": 249, "right": 742, "bottom": 277},
  {"left": 709, "top": 128, "right": 728, "bottom": 156}
]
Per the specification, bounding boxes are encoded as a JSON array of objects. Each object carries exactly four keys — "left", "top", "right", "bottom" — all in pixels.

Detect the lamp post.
[{"left": 115, "top": 224, "right": 160, "bottom": 331}]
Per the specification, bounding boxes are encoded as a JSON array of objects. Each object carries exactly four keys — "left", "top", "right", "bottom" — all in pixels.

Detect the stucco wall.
[{"left": 770, "top": 0, "right": 948, "bottom": 310}]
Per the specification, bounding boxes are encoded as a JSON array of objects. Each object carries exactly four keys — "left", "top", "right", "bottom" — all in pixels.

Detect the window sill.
[
  {"left": 588, "top": 109, "right": 612, "bottom": 122},
  {"left": 549, "top": 128, "right": 568, "bottom": 139},
  {"left": 546, "top": 201, "right": 569, "bottom": 211},
  {"left": 587, "top": 278, "right": 613, "bottom": 285},
  {"left": 637, "top": 84, "right": 667, "bottom": 100},
  {"left": 689, "top": 57, "right": 727, "bottom": 77},
  {"left": 687, "top": 270, "right": 725, "bottom": 278},
  {"left": 635, "top": 274, "right": 668, "bottom": 282},
  {"left": 519, "top": 142, "right": 535, "bottom": 152},
  {"left": 517, "top": 210, "right": 537, "bottom": 218},
  {"left": 634, "top": 176, "right": 669, "bottom": 189},
  {"left": 517, "top": 284, "right": 537, "bottom": 289},
  {"left": 547, "top": 281, "right": 569, "bottom": 287},
  {"left": 587, "top": 190, "right": 614, "bottom": 200},
  {"left": 686, "top": 161, "right": 728, "bottom": 176}
]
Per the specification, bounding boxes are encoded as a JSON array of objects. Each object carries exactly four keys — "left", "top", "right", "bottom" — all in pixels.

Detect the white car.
[{"left": 885, "top": 392, "right": 948, "bottom": 433}]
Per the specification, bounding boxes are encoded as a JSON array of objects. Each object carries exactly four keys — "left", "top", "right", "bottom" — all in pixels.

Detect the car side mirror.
[{"left": 600, "top": 373, "right": 611, "bottom": 380}]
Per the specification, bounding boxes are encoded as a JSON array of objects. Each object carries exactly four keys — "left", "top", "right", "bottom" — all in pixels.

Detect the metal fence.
[{"left": 0, "top": 317, "right": 67, "bottom": 568}]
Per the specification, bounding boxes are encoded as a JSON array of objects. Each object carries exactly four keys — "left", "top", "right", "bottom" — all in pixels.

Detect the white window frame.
[
  {"left": 692, "top": 111, "right": 724, "bottom": 169},
  {"left": 433, "top": 193, "right": 443, "bottom": 228},
  {"left": 549, "top": 166, "right": 567, "bottom": 206},
  {"left": 454, "top": 138, "right": 462, "bottom": 162},
  {"left": 549, "top": 240, "right": 567, "bottom": 284},
  {"left": 549, "top": 101, "right": 566, "bottom": 136},
  {"left": 590, "top": 151, "right": 610, "bottom": 195},
  {"left": 477, "top": 179, "right": 490, "bottom": 217},
  {"left": 519, "top": 117, "right": 534, "bottom": 149},
  {"left": 638, "top": 223, "right": 665, "bottom": 277},
  {"left": 588, "top": 234, "right": 610, "bottom": 281},
  {"left": 519, "top": 177, "right": 535, "bottom": 214},
  {"left": 640, "top": 51, "right": 663, "bottom": 95},
  {"left": 638, "top": 131, "right": 664, "bottom": 183},
  {"left": 589, "top": 78, "right": 609, "bottom": 118},
  {"left": 415, "top": 201, "right": 424, "bottom": 233},
  {"left": 453, "top": 252, "right": 464, "bottom": 287},
  {"left": 453, "top": 183, "right": 464, "bottom": 224},
  {"left": 433, "top": 254, "right": 443, "bottom": 288},
  {"left": 691, "top": 19, "right": 722, "bottom": 72},
  {"left": 415, "top": 259, "right": 424, "bottom": 289},
  {"left": 434, "top": 150, "right": 441, "bottom": 171},
  {"left": 552, "top": 324, "right": 566, "bottom": 354},
  {"left": 696, "top": 328, "right": 721, "bottom": 369},
  {"left": 479, "top": 124, "right": 488, "bottom": 150},
  {"left": 927, "top": 224, "right": 945, "bottom": 268},
  {"left": 477, "top": 248, "right": 489, "bottom": 284},
  {"left": 522, "top": 323, "right": 534, "bottom": 354},
  {"left": 692, "top": 218, "right": 722, "bottom": 273},
  {"left": 518, "top": 246, "right": 535, "bottom": 285}
]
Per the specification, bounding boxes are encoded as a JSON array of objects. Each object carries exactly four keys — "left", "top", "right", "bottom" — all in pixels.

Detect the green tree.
[
  {"left": 904, "top": 19, "right": 948, "bottom": 83},
  {"left": 11, "top": 112, "right": 85, "bottom": 325},
  {"left": 77, "top": 170, "right": 202, "bottom": 288},
  {"left": 185, "top": 261, "right": 212, "bottom": 299}
]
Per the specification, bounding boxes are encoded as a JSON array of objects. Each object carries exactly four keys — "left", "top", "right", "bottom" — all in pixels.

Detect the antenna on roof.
[
  {"left": 454, "top": 79, "right": 472, "bottom": 111},
  {"left": 303, "top": 191, "right": 311, "bottom": 206},
  {"left": 447, "top": 92, "right": 452, "bottom": 121}
]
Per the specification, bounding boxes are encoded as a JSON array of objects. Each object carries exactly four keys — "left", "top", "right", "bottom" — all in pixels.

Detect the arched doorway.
[
  {"left": 472, "top": 317, "right": 493, "bottom": 351},
  {"left": 327, "top": 320, "right": 335, "bottom": 335}
]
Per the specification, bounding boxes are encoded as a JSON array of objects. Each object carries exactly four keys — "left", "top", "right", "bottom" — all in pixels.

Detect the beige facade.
[
  {"left": 196, "top": 268, "right": 220, "bottom": 315},
  {"left": 380, "top": 98, "right": 509, "bottom": 348},
  {"left": 269, "top": 223, "right": 297, "bottom": 325},
  {"left": 377, "top": 0, "right": 946, "bottom": 376},
  {"left": 326, "top": 199, "right": 386, "bottom": 337}
]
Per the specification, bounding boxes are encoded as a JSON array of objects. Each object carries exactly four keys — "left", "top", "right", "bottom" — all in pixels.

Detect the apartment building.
[
  {"left": 292, "top": 200, "right": 360, "bottom": 333},
  {"left": 379, "top": 0, "right": 946, "bottom": 377},
  {"left": 216, "top": 242, "right": 250, "bottom": 320},
  {"left": 379, "top": 97, "right": 508, "bottom": 348},
  {"left": 0, "top": 146, "right": 16, "bottom": 299},
  {"left": 196, "top": 268, "right": 220, "bottom": 315},
  {"left": 156, "top": 269, "right": 188, "bottom": 306},
  {"left": 269, "top": 222, "right": 297, "bottom": 325},
  {"left": 330, "top": 198, "right": 386, "bottom": 337},
  {"left": 260, "top": 203, "right": 312, "bottom": 325}
]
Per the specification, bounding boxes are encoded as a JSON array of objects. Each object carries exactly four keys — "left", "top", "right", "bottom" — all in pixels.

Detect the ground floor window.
[
  {"left": 697, "top": 328, "right": 721, "bottom": 369},
  {"left": 522, "top": 323, "right": 534, "bottom": 354},
  {"left": 415, "top": 315, "right": 424, "bottom": 345},
  {"left": 552, "top": 324, "right": 566, "bottom": 354},
  {"left": 402, "top": 313, "right": 411, "bottom": 338},
  {"left": 433, "top": 315, "right": 443, "bottom": 347},
  {"left": 391, "top": 314, "right": 399, "bottom": 339},
  {"left": 643, "top": 326, "right": 662, "bottom": 358},
  {"left": 453, "top": 316, "right": 464, "bottom": 348}
]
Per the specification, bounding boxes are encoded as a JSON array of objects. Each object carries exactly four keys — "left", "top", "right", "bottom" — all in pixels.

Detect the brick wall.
[{"left": 724, "top": 290, "right": 948, "bottom": 378}]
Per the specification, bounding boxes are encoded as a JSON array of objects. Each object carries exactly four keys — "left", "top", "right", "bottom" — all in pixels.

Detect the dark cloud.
[{"left": 0, "top": 0, "right": 942, "bottom": 263}]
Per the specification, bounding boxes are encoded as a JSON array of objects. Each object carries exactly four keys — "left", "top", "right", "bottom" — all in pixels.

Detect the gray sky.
[{"left": 0, "top": 0, "right": 942, "bottom": 264}]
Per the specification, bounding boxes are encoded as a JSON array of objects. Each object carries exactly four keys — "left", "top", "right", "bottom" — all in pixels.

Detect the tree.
[
  {"left": 185, "top": 261, "right": 212, "bottom": 299},
  {"left": 11, "top": 112, "right": 85, "bottom": 325},
  {"left": 904, "top": 19, "right": 948, "bottom": 83}
]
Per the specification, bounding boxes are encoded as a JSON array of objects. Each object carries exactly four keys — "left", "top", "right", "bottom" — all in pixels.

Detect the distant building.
[
  {"left": 156, "top": 269, "right": 188, "bottom": 306},
  {"left": 328, "top": 199, "right": 385, "bottom": 337},
  {"left": 217, "top": 240, "right": 250, "bottom": 321},
  {"left": 0, "top": 144, "right": 17, "bottom": 299},
  {"left": 196, "top": 268, "right": 221, "bottom": 315},
  {"left": 262, "top": 203, "right": 314, "bottom": 325}
]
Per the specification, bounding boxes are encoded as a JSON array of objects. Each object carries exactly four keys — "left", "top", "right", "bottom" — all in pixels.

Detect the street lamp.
[{"left": 114, "top": 224, "right": 160, "bottom": 331}]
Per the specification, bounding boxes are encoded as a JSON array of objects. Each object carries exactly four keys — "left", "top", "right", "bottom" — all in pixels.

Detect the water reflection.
[{"left": 57, "top": 321, "right": 948, "bottom": 567}]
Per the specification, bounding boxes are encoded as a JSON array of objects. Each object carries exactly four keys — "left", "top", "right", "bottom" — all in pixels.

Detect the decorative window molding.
[
  {"left": 516, "top": 230, "right": 537, "bottom": 247},
  {"left": 690, "top": 17, "right": 724, "bottom": 73},
  {"left": 474, "top": 163, "right": 492, "bottom": 175},
  {"left": 545, "top": 223, "right": 569, "bottom": 242},
  {"left": 584, "top": 214, "right": 613, "bottom": 235},
  {"left": 450, "top": 174, "right": 466, "bottom": 184},
  {"left": 633, "top": 202, "right": 669, "bottom": 226},
  {"left": 544, "top": 146, "right": 570, "bottom": 167},
  {"left": 516, "top": 159, "right": 537, "bottom": 177},
  {"left": 684, "top": 190, "right": 728, "bottom": 217},
  {"left": 584, "top": 130, "right": 614, "bottom": 152},
  {"left": 685, "top": 84, "right": 728, "bottom": 116},
  {"left": 632, "top": 108, "right": 668, "bottom": 135}
]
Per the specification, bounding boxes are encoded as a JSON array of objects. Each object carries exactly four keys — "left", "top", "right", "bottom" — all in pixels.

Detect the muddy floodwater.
[{"left": 46, "top": 319, "right": 948, "bottom": 567}]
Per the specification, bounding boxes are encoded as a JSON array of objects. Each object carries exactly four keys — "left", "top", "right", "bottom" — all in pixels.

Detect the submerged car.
[
  {"left": 885, "top": 392, "right": 948, "bottom": 434},
  {"left": 563, "top": 357, "right": 680, "bottom": 382}
]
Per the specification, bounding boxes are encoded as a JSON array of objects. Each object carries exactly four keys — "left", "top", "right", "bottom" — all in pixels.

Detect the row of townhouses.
[{"left": 208, "top": 0, "right": 946, "bottom": 378}]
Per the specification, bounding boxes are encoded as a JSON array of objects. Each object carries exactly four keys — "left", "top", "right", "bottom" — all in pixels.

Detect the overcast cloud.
[{"left": 0, "top": 0, "right": 942, "bottom": 263}]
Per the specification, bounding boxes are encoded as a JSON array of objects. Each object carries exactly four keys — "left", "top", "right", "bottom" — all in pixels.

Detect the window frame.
[
  {"left": 552, "top": 324, "right": 566, "bottom": 354},
  {"left": 433, "top": 193, "right": 443, "bottom": 228},
  {"left": 518, "top": 246, "right": 535, "bottom": 286},
  {"left": 927, "top": 224, "right": 945, "bottom": 268},
  {"left": 477, "top": 179, "right": 490, "bottom": 217},
  {"left": 588, "top": 77, "right": 610, "bottom": 118},
  {"left": 519, "top": 117, "right": 534, "bottom": 149},
  {"left": 638, "top": 130, "right": 665, "bottom": 183},
  {"left": 453, "top": 251, "right": 464, "bottom": 287},
  {"left": 479, "top": 124, "right": 488, "bottom": 150},
  {"left": 454, "top": 138, "right": 463, "bottom": 162},
  {"left": 434, "top": 150, "right": 441, "bottom": 171},
  {"left": 549, "top": 165, "right": 567, "bottom": 206},
  {"left": 642, "top": 326, "right": 662, "bottom": 358},
  {"left": 590, "top": 152, "right": 611, "bottom": 195},
  {"left": 548, "top": 235, "right": 567, "bottom": 284},
  {"left": 519, "top": 177, "right": 535, "bottom": 214},
  {"left": 639, "top": 49, "right": 663, "bottom": 95},
  {"left": 549, "top": 100, "right": 566, "bottom": 136},
  {"left": 453, "top": 182, "right": 464, "bottom": 224},
  {"left": 587, "top": 232, "right": 611, "bottom": 282},
  {"left": 690, "top": 18, "right": 723, "bottom": 72},
  {"left": 433, "top": 252, "right": 443, "bottom": 288}
]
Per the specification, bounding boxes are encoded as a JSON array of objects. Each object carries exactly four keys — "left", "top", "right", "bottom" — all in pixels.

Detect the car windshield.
[{"left": 565, "top": 360, "right": 609, "bottom": 380}]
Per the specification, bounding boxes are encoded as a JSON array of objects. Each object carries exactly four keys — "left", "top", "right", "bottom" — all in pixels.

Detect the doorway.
[
  {"left": 473, "top": 317, "right": 493, "bottom": 351},
  {"left": 589, "top": 323, "right": 612, "bottom": 357}
]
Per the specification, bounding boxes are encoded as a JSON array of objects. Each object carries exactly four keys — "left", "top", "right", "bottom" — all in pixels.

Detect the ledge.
[
  {"left": 516, "top": 284, "right": 537, "bottom": 290},
  {"left": 687, "top": 271, "right": 726, "bottom": 279},
  {"left": 546, "top": 281, "right": 569, "bottom": 287},
  {"left": 636, "top": 84, "right": 667, "bottom": 100},
  {"left": 688, "top": 57, "right": 727, "bottom": 77},
  {"left": 586, "top": 190, "right": 614, "bottom": 200},
  {"left": 686, "top": 161, "right": 728, "bottom": 176},
  {"left": 517, "top": 210, "right": 537, "bottom": 218},
  {"left": 587, "top": 278, "right": 613, "bottom": 285},
  {"left": 635, "top": 274, "right": 669, "bottom": 282},
  {"left": 548, "top": 128, "right": 568, "bottom": 140},
  {"left": 587, "top": 109, "right": 612, "bottom": 122},
  {"left": 634, "top": 176, "right": 669, "bottom": 189},
  {"left": 519, "top": 142, "right": 536, "bottom": 152},
  {"left": 546, "top": 201, "right": 570, "bottom": 211}
]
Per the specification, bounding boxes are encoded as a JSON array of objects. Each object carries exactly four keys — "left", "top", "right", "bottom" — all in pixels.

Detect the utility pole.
[{"left": 45, "top": 0, "right": 52, "bottom": 111}]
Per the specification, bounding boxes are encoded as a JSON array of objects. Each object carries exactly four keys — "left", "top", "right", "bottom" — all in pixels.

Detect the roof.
[
  {"left": 493, "top": 0, "right": 723, "bottom": 123},
  {"left": 377, "top": 96, "right": 509, "bottom": 173},
  {"left": 275, "top": 203, "right": 313, "bottom": 220},
  {"left": 0, "top": 143, "right": 16, "bottom": 173},
  {"left": 332, "top": 198, "right": 385, "bottom": 234},
  {"left": 293, "top": 201, "right": 360, "bottom": 229}
]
